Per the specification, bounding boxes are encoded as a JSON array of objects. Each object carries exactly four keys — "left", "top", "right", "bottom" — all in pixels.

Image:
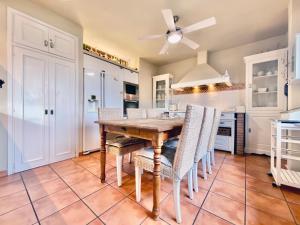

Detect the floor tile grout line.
[
  {"left": 191, "top": 154, "right": 230, "bottom": 225},
  {"left": 20, "top": 173, "right": 41, "bottom": 225},
  {"left": 47, "top": 165, "right": 101, "bottom": 223},
  {"left": 280, "top": 183, "right": 298, "bottom": 224},
  {"left": 245, "top": 154, "right": 298, "bottom": 225}
]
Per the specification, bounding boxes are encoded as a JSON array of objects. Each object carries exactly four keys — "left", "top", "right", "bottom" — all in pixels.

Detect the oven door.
[
  {"left": 124, "top": 100, "right": 139, "bottom": 115},
  {"left": 215, "top": 120, "right": 234, "bottom": 152}
]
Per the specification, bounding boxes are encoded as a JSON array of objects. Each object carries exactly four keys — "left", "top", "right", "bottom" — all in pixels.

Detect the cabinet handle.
[
  {"left": 45, "top": 109, "right": 48, "bottom": 115},
  {"left": 44, "top": 40, "right": 49, "bottom": 47},
  {"left": 49, "top": 39, "right": 54, "bottom": 48},
  {"left": 50, "top": 110, "right": 54, "bottom": 115},
  {"left": 248, "top": 128, "right": 251, "bottom": 133}
]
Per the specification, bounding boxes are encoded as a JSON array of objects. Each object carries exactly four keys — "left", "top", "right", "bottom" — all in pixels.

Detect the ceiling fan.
[{"left": 139, "top": 9, "right": 216, "bottom": 55}]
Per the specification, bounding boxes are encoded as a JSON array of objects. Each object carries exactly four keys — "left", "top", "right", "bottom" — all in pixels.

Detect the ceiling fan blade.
[
  {"left": 159, "top": 42, "right": 169, "bottom": 55},
  {"left": 139, "top": 34, "right": 163, "bottom": 41},
  {"left": 162, "top": 9, "right": 176, "bottom": 31},
  {"left": 181, "top": 37, "right": 199, "bottom": 50},
  {"left": 181, "top": 17, "right": 216, "bottom": 34}
]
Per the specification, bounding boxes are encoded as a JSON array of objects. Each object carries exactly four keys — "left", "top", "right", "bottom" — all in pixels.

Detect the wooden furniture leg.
[
  {"left": 152, "top": 133, "right": 164, "bottom": 220},
  {"left": 100, "top": 125, "right": 107, "bottom": 183}
]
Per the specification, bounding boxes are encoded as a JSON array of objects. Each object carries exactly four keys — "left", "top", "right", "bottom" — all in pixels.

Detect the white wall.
[
  {"left": 139, "top": 59, "right": 158, "bottom": 108},
  {"left": 0, "top": 0, "right": 83, "bottom": 171},
  {"left": 288, "top": 0, "right": 300, "bottom": 110}
]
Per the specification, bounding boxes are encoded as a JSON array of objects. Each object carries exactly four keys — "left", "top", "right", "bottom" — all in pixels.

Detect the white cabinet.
[
  {"left": 49, "top": 30, "right": 75, "bottom": 60},
  {"left": 12, "top": 47, "right": 76, "bottom": 172},
  {"left": 13, "top": 47, "right": 50, "bottom": 172},
  {"left": 153, "top": 74, "right": 173, "bottom": 109},
  {"left": 244, "top": 49, "right": 288, "bottom": 155},
  {"left": 49, "top": 58, "right": 76, "bottom": 162},
  {"left": 8, "top": 9, "right": 78, "bottom": 173},
  {"left": 244, "top": 49, "right": 287, "bottom": 112},
  {"left": 12, "top": 12, "right": 75, "bottom": 60},
  {"left": 13, "top": 13, "right": 49, "bottom": 52},
  {"left": 246, "top": 112, "right": 280, "bottom": 155},
  {"left": 123, "top": 69, "right": 138, "bottom": 84}
]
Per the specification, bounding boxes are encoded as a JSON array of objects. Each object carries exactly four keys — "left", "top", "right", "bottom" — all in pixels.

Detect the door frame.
[{"left": 6, "top": 8, "right": 80, "bottom": 174}]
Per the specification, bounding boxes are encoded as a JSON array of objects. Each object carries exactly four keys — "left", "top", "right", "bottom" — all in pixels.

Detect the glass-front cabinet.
[
  {"left": 153, "top": 74, "right": 173, "bottom": 109},
  {"left": 244, "top": 49, "right": 287, "bottom": 111}
]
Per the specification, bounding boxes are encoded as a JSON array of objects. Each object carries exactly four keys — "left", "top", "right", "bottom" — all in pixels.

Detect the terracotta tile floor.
[{"left": 1, "top": 151, "right": 300, "bottom": 225}]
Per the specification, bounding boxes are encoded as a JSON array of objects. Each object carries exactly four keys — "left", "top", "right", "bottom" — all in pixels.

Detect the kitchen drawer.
[
  {"left": 220, "top": 112, "right": 235, "bottom": 120},
  {"left": 219, "top": 120, "right": 234, "bottom": 127}
]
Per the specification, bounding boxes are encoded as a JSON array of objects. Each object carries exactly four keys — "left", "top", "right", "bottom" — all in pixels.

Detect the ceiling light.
[{"left": 167, "top": 31, "right": 183, "bottom": 44}]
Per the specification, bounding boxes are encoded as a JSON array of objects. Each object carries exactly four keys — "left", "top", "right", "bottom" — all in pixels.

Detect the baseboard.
[{"left": 245, "top": 148, "right": 270, "bottom": 156}]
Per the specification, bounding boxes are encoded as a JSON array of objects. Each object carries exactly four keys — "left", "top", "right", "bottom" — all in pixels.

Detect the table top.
[{"left": 96, "top": 118, "right": 184, "bottom": 132}]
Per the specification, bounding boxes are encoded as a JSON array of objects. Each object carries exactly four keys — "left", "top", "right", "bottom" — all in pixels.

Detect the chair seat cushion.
[
  {"left": 163, "top": 138, "right": 179, "bottom": 149},
  {"left": 106, "top": 136, "right": 144, "bottom": 148},
  {"left": 135, "top": 145, "right": 176, "bottom": 167}
]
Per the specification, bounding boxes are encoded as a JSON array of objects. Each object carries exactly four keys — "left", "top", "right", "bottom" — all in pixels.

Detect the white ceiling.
[{"left": 31, "top": 0, "right": 289, "bottom": 65}]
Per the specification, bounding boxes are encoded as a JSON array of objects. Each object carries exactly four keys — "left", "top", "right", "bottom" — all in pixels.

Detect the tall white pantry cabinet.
[
  {"left": 7, "top": 8, "right": 79, "bottom": 173},
  {"left": 244, "top": 49, "right": 288, "bottom": 155}
]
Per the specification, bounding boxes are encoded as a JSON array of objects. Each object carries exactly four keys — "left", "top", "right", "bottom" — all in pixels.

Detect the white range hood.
[{"left": 171, "top": 51, "right": 232, "bottom": 89}]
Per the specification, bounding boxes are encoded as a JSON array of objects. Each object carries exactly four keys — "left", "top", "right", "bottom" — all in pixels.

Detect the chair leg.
[
  {"left": 173, "top": 179, "right": 182, "bottom": 224},
  {"left": 207, "top": 152, "right": 212, "bottom": 175},
  {"left": 211, "top": 149, "right": 215, "bottom": 166},
  {"left": 192, "top": 162, "right": 199, "bottom": 192},
  {"left": 135, "top": 166, "right": 142, "bottom": 202},
  {"left": 188, "top": 169, "right": 193, "bottom": 200},
  {"left": 129, "top": 153, "right": 132, "bottom": 164},
  {"left": 116, "top": 155, "right": 123, "bottom": 187},
  {"left": 202, "top": 156, "right": 207, "bottom": 180}
]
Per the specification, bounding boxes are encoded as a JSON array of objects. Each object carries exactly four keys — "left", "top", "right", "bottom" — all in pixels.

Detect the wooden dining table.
[{"left": 96, "top": 118, "right": 183, "bottom": 219}]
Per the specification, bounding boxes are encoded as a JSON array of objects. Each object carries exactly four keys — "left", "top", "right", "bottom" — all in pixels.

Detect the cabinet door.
[
  {"left": 13, "top": 14, "right": 49, "bottom": 52},
  {"left": 246, "top": 113, "right": 280, "bottom": 155},
  {"left": 104, "top": 64, "right": 123, "bottom": 108},
  {"left": 49, "top": 29, "right": 75, "bottom": 60},
  {"left": 123, "top": 70, "right": 138, "bottom": 84},
  {"left": 13, "top": 47, "right": 50, "bottom": 172},
  {"left": 49, "top": 57, "right": 76, "bottom": 162}
]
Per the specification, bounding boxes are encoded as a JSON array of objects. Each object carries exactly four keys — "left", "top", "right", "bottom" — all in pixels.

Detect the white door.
[
  {"left": 13, "top": 47, "right": 50, "bottom": 172},
  {"left": 49, "top": 57, "right": 76, "bottom": 162},
  {"left": 123, "top": 69, "right": 138, "bottom": 84},
  {"left": 13, "top": 14, "right": 49, "bottom": 52},
  {"left": 246, "top": 112, "right": 280, "bottom": 155},
  {"left": 49, "top": 29, "right": 75, "bottom": 60}
]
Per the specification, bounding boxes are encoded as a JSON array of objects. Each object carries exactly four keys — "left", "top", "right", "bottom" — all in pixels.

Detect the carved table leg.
[
  {"left": 100, "top": 124, "right": 107, "bottom": 183},
  {"left": 152, "top": 133, "right": 164, "bottom": 220}
]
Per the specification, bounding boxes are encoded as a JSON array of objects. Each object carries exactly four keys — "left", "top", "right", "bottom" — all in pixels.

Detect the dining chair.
[
  {"left": 146, "top": 108, "right": 165, "bottom": 118},
  {"left": 98, "top": 108, "right": 145, "bottom": 186},
  {"left": 207, "top": 109, "right": 222, "bottom": 174},
  {"left": 193, "top": 107, "right": 215, "bottom": 192},
  {"left": 127, "top": 108, "right": 147, "bottom": 119},
  {"left": 134, "top": 104, "right": 204, "bottom": 223}
]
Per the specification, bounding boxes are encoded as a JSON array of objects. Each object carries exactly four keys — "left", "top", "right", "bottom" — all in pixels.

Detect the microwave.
[{"left": 124, "top": 82, "right": 139, "bottom": 101}]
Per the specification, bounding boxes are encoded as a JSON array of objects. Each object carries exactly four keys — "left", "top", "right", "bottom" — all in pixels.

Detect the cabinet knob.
[
  {"left": 248, "top": 128, "right": 251, "bottom": 133},
  {"left": 49, "top": 39, "right": 54, "bottom": 48},
  {"left": 44, "top": 40, "right": 49, "bottom": 47}
]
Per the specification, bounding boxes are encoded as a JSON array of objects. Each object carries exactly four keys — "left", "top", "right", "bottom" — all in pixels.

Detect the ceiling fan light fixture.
[{"left": 167, "top": 31, "right": 183, "bottom": 44}]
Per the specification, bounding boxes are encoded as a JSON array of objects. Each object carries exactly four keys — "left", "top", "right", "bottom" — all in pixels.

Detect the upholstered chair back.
[
  {"left": 172, "top": 104, "right": 204, "bottom": 180},
  {"left": 127, "top": 108, "right": 147, "bottom": 119},
  {"left": 98, "top": 108, "right": 123, "bottom": 121},
  {"left": 208, "top": 109, "right": 222, "bottom": 151},
  {"left": 146, "top": 108, "right": 165, "bottom": 118},
  {"left": 194, "top": 107, "right": 215, "bottom": 163}
]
